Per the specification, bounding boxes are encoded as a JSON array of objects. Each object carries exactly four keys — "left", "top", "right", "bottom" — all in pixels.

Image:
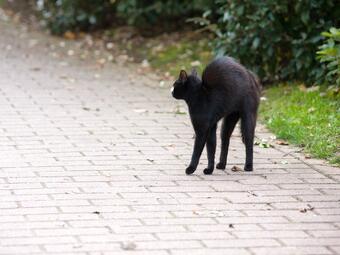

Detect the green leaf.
[
  {"left": 301, "top": 11, "right": 309, "bottom": 25},
  {"left": 252, "top": 37, "right": 260, "bottom": 49}
]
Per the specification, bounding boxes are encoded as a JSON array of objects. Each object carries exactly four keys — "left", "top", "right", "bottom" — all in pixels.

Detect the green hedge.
[
  {"left": 37, "top": 0, "right": 116, "bottom": 34},
  {"left": 317, "top": 27, "right": 340, "bottom": 87},
  {"left": 206, "top": 0, "right": 339, "bottom": 83},
  {"left": 37, "top": 0, "right": 212, "bottom": 34},
  {"left": 116, "top": 0, "right": 212, "bottom": 27}
]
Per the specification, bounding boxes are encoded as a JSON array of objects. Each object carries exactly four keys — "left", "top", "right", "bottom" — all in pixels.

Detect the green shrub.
[
  {"left": 116, "top": 0, "right": 212, "bottom": 28},
  {"left": 202, "top": 0, "right": 339, "bottom": 84},
  {"left": 36, "top": 0, "right": 213, "bottom": 34},
  {"left": 37, "top": 0, "right": 116, "bottom": 34},
  {"left": 317, "top": 27, "right": 340, "bottom": 86}
]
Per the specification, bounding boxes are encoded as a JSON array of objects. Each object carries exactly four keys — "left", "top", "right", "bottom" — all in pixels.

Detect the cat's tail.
[{"left": 247, "top": 70, "right": 262, "bottom": 95}]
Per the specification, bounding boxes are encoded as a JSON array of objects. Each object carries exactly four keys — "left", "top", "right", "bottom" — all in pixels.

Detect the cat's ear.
[
  {"left": 179, "top": 70, "right": 188, "bottom": 82},
  {"left": 191, "top": 68, "right": 198, "bottom": 77}
]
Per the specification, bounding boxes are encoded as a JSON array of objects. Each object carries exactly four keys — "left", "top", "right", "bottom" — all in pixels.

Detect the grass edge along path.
[{"left": 260, "top": 84, "right": 339, "bottom": 166}]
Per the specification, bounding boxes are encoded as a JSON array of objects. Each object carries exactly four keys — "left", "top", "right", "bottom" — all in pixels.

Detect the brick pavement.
[{"left": 0, "top": 17, "right": 340, "bottom": 255}]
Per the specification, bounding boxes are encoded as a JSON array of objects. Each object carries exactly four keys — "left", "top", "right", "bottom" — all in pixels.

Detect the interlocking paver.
[{"left": 0, "top": 16, "right": 339, "bottom": 255}]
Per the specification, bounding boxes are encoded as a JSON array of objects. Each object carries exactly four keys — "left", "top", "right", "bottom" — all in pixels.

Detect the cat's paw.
[
  {"left": 185, "top": 166, "right": 196, "bottom": 175},
  {"left": 216, "top": 162, "right": 226, "bottom": 170},
  {"left": 203, "top": 167, "right": 214, "bottom": 175},
  {"left": 244, "top": 165, "right": 253, "bottom": 171}
]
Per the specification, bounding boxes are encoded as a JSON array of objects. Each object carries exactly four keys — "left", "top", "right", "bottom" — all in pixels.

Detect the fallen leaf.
[
  {"left": 141, "top": 59, "right": 150, "bottom": 68},
  {"left": 67, "top": 78, "right": 76, "bottom": 83},
  {"left": 117, "top": 54, "right": 129, "bottom": 65},
  {"left": 67, "top": 50, "right": 75, "bottom": 56},
  {"left": 307, "top": 204, "right": 314, "bottom": 211},
  {"left": 64, "top": 31, "right": 76, "bottom": 40},
  {"left": 299, "top": 85, "right": 306, "bottom": 92},
  {"left": 121, "top": 242, "right": 136, "bottom": 251},
  {"left": 133, "top": 108, "right": 148, "bottom": 113},
  {"left": 247, "top": 191, "right": 258, "bottom": 196},
  {"left": 231, "top": 166, "right": 242, "bottom": 172},
  {"left": 254, "top": 141, "right": 273, "bottom": 148},
  {"left": 276, "top": 140, "right": 289, "bottom": 145},
  {"left": 308, "top": 107, "right": 316, "bottom": 113},
  {"left": 107, "top": 54, "right": 114, "bottom": 62},
  {"left": 190, "top": 60, "right": 201, "bottom": 67},
  {"left": 106, "top": 42, "right": 114, "bottom": 49},
  {"left": 97, "top": 58, "right": 106, "bottom": 65},
  {"left": 306, "top": 86, "right": 319, "bottom": 92},
  {"left": 174, "top": 106, "right": 186, "bottom": 115},
  {"left": 194, "top": 211, "right": 224, "bottom": 217},
  {"left": 28, "top": 39, "right": 38, "bottom": 48},
  {"left": 299, "top": 204, "right": 314, "bottom": 213}
]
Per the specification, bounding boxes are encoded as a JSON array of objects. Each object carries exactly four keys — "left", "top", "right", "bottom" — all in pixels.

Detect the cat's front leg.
[
  {"left": 186, "top": 128, "right": 208, "bottom": 175},
  {"left": 203, "top": 124, "right": 217, "bottom": 175}
]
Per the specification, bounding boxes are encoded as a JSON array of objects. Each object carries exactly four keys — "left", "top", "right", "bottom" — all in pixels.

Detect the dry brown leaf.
[
  {"left": 231, "top": 166, "right": 242, "bottom": 172},
  {"left": 276, "top": 140, "right": 289, "bottom": 145},
  {"left": 299, "top": 85, "right": 306, "bottom": 92},
  {"left": 64, "top": 31, "right": 76, "bottom": 40}
]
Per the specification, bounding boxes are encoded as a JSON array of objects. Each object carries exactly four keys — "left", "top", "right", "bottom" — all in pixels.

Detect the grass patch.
[{"left": 260, "top": 84, "right": 340, "bottom": 165}]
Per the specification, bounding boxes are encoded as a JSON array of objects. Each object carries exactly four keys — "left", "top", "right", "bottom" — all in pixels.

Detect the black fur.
[{"left": 172, "top": 57, "right": 261, "bottom": 175}]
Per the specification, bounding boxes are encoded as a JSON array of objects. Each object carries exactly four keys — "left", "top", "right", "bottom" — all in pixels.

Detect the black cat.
[{"left": 171, "top": 56, "right": 261, "bottom": 175}]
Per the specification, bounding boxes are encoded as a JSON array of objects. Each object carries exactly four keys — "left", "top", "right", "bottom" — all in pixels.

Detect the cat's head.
[{"left": 171, "top": 69, "right": 201, "bottom": 100}]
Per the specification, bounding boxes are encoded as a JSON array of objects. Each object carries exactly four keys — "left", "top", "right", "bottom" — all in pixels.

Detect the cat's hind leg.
[
  {"left": 240, "top": 112, "right": 256, "bottom": 171},
  {"left": 216, "top": 112, "right": 239, "bottom": 170}
]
